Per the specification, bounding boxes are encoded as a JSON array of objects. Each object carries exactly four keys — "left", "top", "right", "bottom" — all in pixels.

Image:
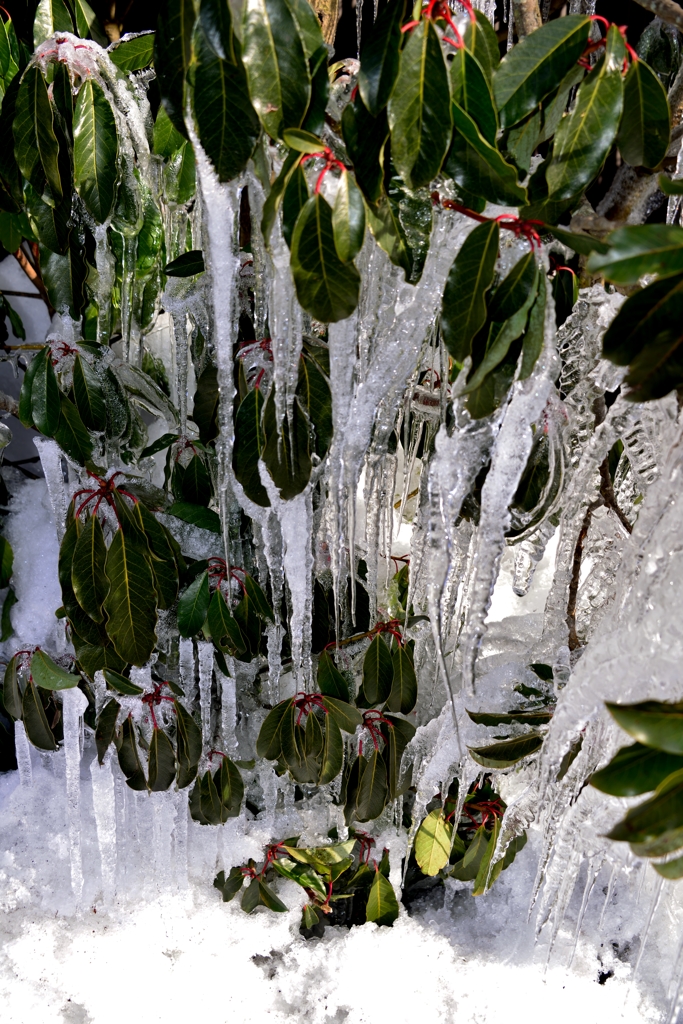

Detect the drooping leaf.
[
  {"left": 257, "top": 698, "right": 294, "bottom": 759},
  {"left": 464, "top": 275, "right": 538, "bottom": 393},
  {"left": 177, "top": 570, "right": 211, "bottom": 637},
  {"left": 104, "top": 527, "right": 158, "bottom": 666},
  {"left": 282, "top": 162, "right": 309, "bottom": 248},
  {"left": 103, "top": 669, "right": 144, "bottom": 695},
  {"left": 617, "top": 58, "right": 670, "bottom": 169},
  {"left": 118, "top": 715, "right": 148, "bottom": 790},
  {"left": 332, "top": 172, "right": 365, "bottom": 263},
  {"left": 33, "top": 0, "right": 74, "bottom": 46},
  {"left": 95, "top": 696, "right": 120, "bottom": 764},
  {"left": 54, "top": 396, "right": 93, "bottom": 465},
  {"left": 2, "top": 656, "right": 22, "bottom": 720},
  {"left": 446, "top": 103, "right": 527, "bottom": 207},
  {"left": 40, "top": 242, "right": 88, "bottom": 319},
  {"left": 382, "top": 714, "right": 415, "bottom": 800},
  {"left": 154, "top": 0, "right": 195, "bottom": 139},
  {"left": 466, "top": 708, "right": 553, "bottom": 726},
  {"left": 13, "top": 66, "right": 63, "bottom": 203},
  {"left": 464, "top": 13, "right": 500, "bottom": 84},
  {"left": 109, "top": 32, "right": 156, "bottom": 72},
  {"left": 261, "top": 149, "right": 300, "bottom": 246},
  {"left": 450, "top": 824, "right": 490, "bottom": 881},
  {"left": 607, "top": 767, "right": 683, "bottom": 857},
  {"left": 163, "top": 250, "right": 205, "bottom": 277},
  {"left": 192, "top": 363, "right": 219, "bottom": 443},
  {"left": 387, "top": 20, "right": 451, "bottom": 190},
  {"left": 493, "top": 15, "right": 591, "bottom": 130},
  {"left": 241, "top": 0, "right": 311, "bottom": 140},
  {"left": 207, "top": 588, "right": 246, "bottom": 653},
  {"left": 322, "top": 695, "right": 363, "bottom": 734},
  {"left": 71, "top": 0, "right": 107, "bottom": 43},
  {"left": 22, "top": 679, "right": 57, "bottom": 751},
  {"left": 440, "top": 220, "right": 499, "bottom": 363},
  {"left": 73, "top": 355, "right": 106, "bottom": 432},
  {"left": 73, "top": 80, "right": 118, "bottom": 223},
  {"left": 148, "top": 727, "right": 177, "bottom": 791},
  {"left": 487, "top": 252, "right": 538, "bottom": 322},
  {"left": 0, "top": 588, "right": 16, "bottom": 644},
  {"left": 473, "top": 815, "right": 501, "bottom": 896},
  {"left": 175, "top": 698, "right": 203, "bottom": 788},
  {"left": 318, "top": 714, "right": 344, "bottom": 785},
  {"left": 414, "top": 808, "right": 453, "bottom": 876},
  {"left": 468, "top": 732, "right": 544, "bottom": 769},
  {"left": 290, "top": 194, "right": 361, "bottom": 322},
  {"left": 355, "top": 749, "right": 388, "bottom": 822},
  {"left": 365, "top": 868, "right": 399, "bottom": 925},
  {"left": 261, "top": 388, "right": 312, "bottom": 499},
  {"left": 358, "top": 0, "right": 403, "bottom": 116},
  {"left": 341, "top": 93, "right": 388, "bottom": 206},
  {"left": 606, "top": 701, "right": 683, "bottom": 755},
  {"left": 317, "top": 650, "right": 349, "bottom": 701},
  {"left": 386, "top": 644, "right": 417, "bottom": 715},
  {"left": 71, "top": 515, "right": 109, "bottom": 623},
  {"left": 0, "top": 536, "right": 12, "bottom": 591},
  {"left": 591, "top": 742, "right": 683, "bottom": 797},
  {"left": 30, "top": 345, "right": 60, "bottom": 437},
  {"left": 233, "top": 387, "right": 269, "bottom": 506},
  {"left": 362, "top": 634, "right": 394, "bottom": 706},
  {"left": 450, "top": 46, "right": 498, "bottom": 146},
  {"left": 587, "top": 225, "right": 683, "bottom": 284},
  {"left": 284, "top": 0, "right": 324, "bottom": 59},
  {"left": 24, "top": 185, "right": 70, "bottom": 255}
]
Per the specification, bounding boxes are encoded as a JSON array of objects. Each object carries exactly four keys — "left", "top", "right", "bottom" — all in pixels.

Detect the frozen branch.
[{"left": 631, "top": 0, "right": 683, "bottom": 34}]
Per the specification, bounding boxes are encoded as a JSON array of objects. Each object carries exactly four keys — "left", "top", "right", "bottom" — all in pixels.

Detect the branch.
[
  {"left": 512, "top": 0, "right": 543, "bottom": 37},
  {"left": 598, "top": 457, "right": 633, "bottom": 535},
  {"left": 631, "top": 0, "right": 683, "bottom": 33},
  {"left": 566, "top": 498, "right": 603, "bottom": 652},
  {"left": 12, "top": 248, "right": 54, "bottom": 317}
]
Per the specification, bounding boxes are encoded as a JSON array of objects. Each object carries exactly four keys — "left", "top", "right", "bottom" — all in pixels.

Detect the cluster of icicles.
[{"left": 5, "top": 8, "right": 683, "bottom": 1016}]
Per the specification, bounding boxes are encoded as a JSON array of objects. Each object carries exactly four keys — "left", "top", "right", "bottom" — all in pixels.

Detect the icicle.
[
  {"left": 152, "top": 791, "right": 176, "bottom": 890},
  {"left": 120, "top": 234, "right": 138, "bottom": 362},
  {"left": 247, "top": 176, "right": 269, "bottom": 341},
  {"left": 93, "top": 223, "right": 115, "bottom": 346},
  {"left": 14, "top": 720, "right": 33, "bottom": 787},
  {"left": 512, "top": 517, "right": 557, "bottom": 597},
  {"left": 630, "top": 874, "right": 666, "bottom": 990},
  {"left": 34, "top": 437, "right": 68, "bottom": 541},
  {"left": 218, "top": 664, "right": 238, "bottom": 754},
  {"left": 568, "top": 857, "right": 602, "bottom": 967},
  {"left": 62, "top": 686, "right": 89, "bottom": 903},
  {"left": 599, "top": 862, "right": 617, "bottom": 929},
  {"left": 197, "top": 640, "right": 214, "bottom": 755},
  {"left": 90, "top": 750, "right": 117, "bottom": 906},
  {"left": 268, "top": 216, "right": 303, "bottom": 450},
  {"left": 174, "top": 789, "right": 189, "bottom": 890},
  {"left": 179, "top": 637, "right": 197, "bottom": 702},
  {"left": 170, "top": 310, "right": 189, "bottom": 434}
]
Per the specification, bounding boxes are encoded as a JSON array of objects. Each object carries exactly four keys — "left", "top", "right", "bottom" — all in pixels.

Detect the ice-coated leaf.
[
  {"left": 22, "top": 679, "right": 57, "bottom": 751},
  {"left": 473, "top": 816, "right": 500, "bottom": 896},
  {"left": 362, "top": 634, "right": 394, "bottom": 706},
  {"left": 148, "top": 727, "right": 177, "bottom": 792},
  {"left": 382, "top": 714, "right": 415, "bottom": 800},
  {"left": 104, "top": 527, "right": 158, "bottom": 666},
  {"left": 321, "top": 695, "right": 363, "bottom": 733},
  {"left": 414, "top": 809, "right": 453, "bottom": 876},
  {"left": 13, "top": 68, "right": 63, "bottom": 203},
  {"left": 341, "top": 93, "right": 388, "bottom": 206},
  {"left": 71, "top": 515, "right": 109, "bottom": 623},
  {"left": 466, "top": 708, "right": 552, "bottom": 726},
  {"left": 387, "top": 20, "right": 451, "bottom": 190},
  {"left": 109, "top": 32, "right": 156, "bottom": 72},
  {"left": 446, "top": 104, "right": 527, "bottom": 208},
  {"left": 617, "top": 58, "right": 670, "bottom": 169},
  {"left": 25, "top": 185, "right": 70, "bottom": 256},
  {"left": 487, "top": 252, "right": 538, "bottom": 322},
  {"left": 282, "top": 163, "right": 309, "bottom": 248},
  {"left": 355, "top": 749, "right": 388, "bottom": 822},
  {"left": 546, "top": 28, "right": 625, "bottom": 202},
  {"left": 175, "top": 698, "right": 202, "bottom": 788},
  {"left": 154, "top": 0, "right": 195, "bottom": 139},
  {"left": 468, "top": 731, "right": 544, "bottom": 768},
  {"left": 118, "top": 716, "right": 148, "bottom": 790},
  {"left": 243, "top": 575, "right": 273, "bottom": 622},
  {"left": 332, "top": 172, "right": 365, "bottom": 263},
  {"left": 298, "top": 344, "right": 333, "bottom": 458},
  {"left": 207, "top": 589, "right": 246, "bottom": 654},
  {"left": 164, "top": 249, "right": 205, "bottom": 277},
  {"left": 440, "top": 220, "right": 499, "bottom": 363},
  {"left": 241, "top": 0, "right": 310, "bottom": 140},
  {"left": 73, "top": 80, "right": 118, "bottom": 223},
  {"left": 365, "top": 868, "right": 398, "bottom": 925},
  {"left": 290, "top": 194, "right": 361, "bottom": 323},
  {"left": 464, "top": 274, "right": 538, "bottom": 393},
  {"left": 591, "top": 742, "right": 683, "bottom": 797},
  {"left": 262, "top": 388, "right": 312, "bottom": 499},
  {"left": 317, "top": 650, "right": 349, "bottom": 701},
  {"left": 607, "top": 767, "right": 683, "bottom": 857},
  {"left": 358, "top": 0, "right": 403, "bottom": 116},
  {"left": 177, "top": 570, "right": 211, "bottom": 637},
  {"left": 318, "top": 713, "right": 343, "bottom": 785},
  {"left": 587, "top": 225, "right": 683, "bottom": 284},
  {"left": 386, "top": 644, "right": 417, "bottom": 715},
  {"left": 606, "top": 700, "right": 683, "bottom": 755},
  {"left": 103, "top": 669, "right": 144, "bottom": 695},
  {"left": 19, "top": 348, "right": 40, "bottom": 429},
  {"left": 33, "top": 0, "right": 74, "bottom": 46},
  {"left": 95, "top": 696, "right": 120, "bottom": 764},
  {"left": 73, "top": 355, "right": 106, "bottom": 432},
  {"left": 2, "top": 655, "right": 22, "bottom": 720},
  {"left": 54, "top": 396, "right": 93, "bottom": 465},
  {"left": 257, "top": 698, "right": 294, "bottom": 759},
  {"left": 493, "top": 15, "right": 591, "bottom": 130},
  {"left": 29, "top": 346, "right": 60, "bottom": 437},
  {"left": 41, "top": 242, "right": 88, "bottom": 319}
]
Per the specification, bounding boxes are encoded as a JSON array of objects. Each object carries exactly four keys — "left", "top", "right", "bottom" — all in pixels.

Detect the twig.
[
  {"left": 598, "top": 457, "right": 633, "bottom": 535},
  {"left": 1, "top": 290, "right": 44, "bottom": 300},
  {"left": 566, "top": 498, "right": 603, "bottom": 651},
  {"left": 512, "top": 0, "right": 542, "bottom": 37},
  {"left": 631, "top": 0, "right": 683, "bottom": 34},
  {"left": 12, "top": 248, "right": 54, "bottom": 317}
]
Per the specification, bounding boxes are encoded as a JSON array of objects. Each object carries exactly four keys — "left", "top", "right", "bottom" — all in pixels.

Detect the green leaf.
[
  {"left": 175, "top": 698, "right": 203, "bottom": 788},
  {"left": 177, "top": 570, "right": 211, "bottom": 637},
  {"left": 241, "top": 877, "right": 288, "bottom": 913},
  {"left": 318, "top": 714, "right": 344, "bottom": 785},
  {"left": 282, "top": 163, "right": 309, "bottom": 248},
  {"left": 215, "top": 756, "right": 244, "bottom": 816},
  {"left": 450, "top": 47, "right": 498, "bottom": 146},
  {"left": 617, "top": 58, "right": 670, "bottom": 169},
  {"left": 193, "top": 8, "right": 261, "bottom": 183},
  {"left": 358, "top": 0, "right": 403, "bottom": 116},
  {"left": 0, "top": 588, "right": 17, "bottom": 643},
  {"left": 273, "top": 856, "right": 327, "bottom": 898},
  {"left": 148, "top": 727, "right": 177, "bottom": 792},
  {"left": 154, "top": 103, "right": 186, "bottom": 159},
  {"left": 13, "top": 66, "right": 63, "bottom": 204},
  {"left": 0, "top": 536, "right": 12, "bottom": 591},
  {"left": 71, "top": 0, "right": 107, "bottom": 43},
  {"left": 414, "top": 808, "right": 453, "bottom": 876},
  {"left": 332, "top": 173, "right": 365, "bottom": 263},
  {"left": 446, "top": 103, "right": 527, "bottom": 207},
  {"left": 487, "top": 252, "right": 538, "bottom": 322},
  {"left": 282, "top": 128, "right": 325, "bottom": 153},
  {"left": 73, "top": 355, "right": 106, "bottom": 432},
  {"left": 493, "top": 15, "right": 591, "bottom": 130},
  {"left": 261, "top": 149, "right": 300, "bottom": 246},
  {"left": 73, "top": 80, "right": 118, "bottom": 223},
  {"left": 468, "top": 731, "right": 544, "bottom": 768},
  {"left": 362, "top": 634, "right": 393, "bottom": 706},
  {"left": 167, "top": 501, "right": 221, "bottom": 533},
  {"left": 542, "top": 223, "right": 609, "bottom": 256},
  {"left": 95, "top": 696, "right": 120, "bottom": 764},
  {"left": 591, "top": 742, "right": 683, "bottom": 797},
  {"left": 109, "top": 32, "right": 156, "bottom": 72},
  {"left": 19, "top": 347, "right": 41, "bottom": 428},
  {"left": 341, "top": 94, "right": 388, "bottom": 206},
  {"left": 547, "top": 28, "right": 625, "bottom": 202},
  {"left": 607, "top": 767, "right": 683, "bottom": 856},
  {"left": 386, "top": 644, "right": 417, "bottom": 715},
  {"left": 387, "top": 20, "right": 451, "bottom": 190},
  {"left": 298, "top": 345, "right": 333, "bottom": 458},
  {"left": 214, "top": 866, "right": 245, "bottom": 902},
  {"left": 464, "top": 13, "right": 500, "bottom": 84},
  {"left": 30, "top": 345, "right": 60, "bottom": 436},
  {"left": 2, "top": 655, "right": 22, "bottom": 720},
  {"left": 54, "top": 396, "right": 93, "bottom": 465},
  {"left": 283, "top": 0, "right": 323, "bottom": 60},
  {"left": 473, "top": 816, "right": 500, "bottom": 896},
  {"left": 262, "top": 388, "right": 312, "bottom": 499},
  {"left": 192, "top": 363, "right": 219, "bottom": 444},
  {"left": 601, "top": 273, "right": 683, "bottom": 401},
  {"left": 659, "top": 175, "right": 683, "bottom": 196},
  {"left": 365, "top": 868, "right": 398, "bottom": 925},
  {"left": 22, "top": 679, "right": 57, "bottom": 751},
  {"left": 587, "top": 225, "right": 683, "bottom": 284},
  {"left": 290, "top": 194, "right": 360, "bottom": 322},
  {"left": 233, "top": 592, "right": 262, "bottom": 658},
  {"left": 24, "top": 185, "right": 70, "bottom": 255},
  {"left": 317, "top": 650, "right": 349, "bottom": 701},
  {"left": 440, "top": 220, "right": 499, "bottom": 363},
  {"left": 321, "top": 695, "right": 363, "bottom": 733},
  {"left": 464, "top": 275, "right": 538, "bottom": 393},
  {"left": 450, "top": 823, "right": 490, "bottom": 881},
  {"left": 241, "top": 0, "right": 310, "bottom": 140},
  {"left": 104, "top": 527, "right": 158, "bottom": 666},
  {"left": 207, "top": 589, "right": 246, "bottom": 654},
  {"left": 382, "top": 714, "right": 415, "bottom": 800},
  {"left": 606, "top": 700, "right": 683, "bottom": 755},
  {"left": 103, "top": 669, "right": 144, "bottom": 695},
  {"left": 654, "top": 855, "right": 683, "bottom": 880},
  {"left": 71, "top": 514, "right": 109, "bottom": 622},
  {"left": 164, "top": 249, "right": 205, "bottom": 277},
  {"left": 257, "top": 698, "right": 294, "bottom": 759},
  {"left": 154, "top": 0, "right": 195, "bottom": 139},
  {"left": 40, "top": 242, "right": 88, "bottom": 319},
  {"left": 243, "top": 574, "right": 273, "bottom": 622},
  {"left": 232, "top": 387, "right": 270, "bottom": 506},
  {"left": 33, "top": 0, "right": 74, "bottom": 46},
  {"left": 118, "top": 715, "right": 148, "bottom": 790},
  {"left": 466, "top": 708, "right": 552, "bottom": 726},
  {"left": 355, "top": 749, "right": 388, "bottom": 822}
]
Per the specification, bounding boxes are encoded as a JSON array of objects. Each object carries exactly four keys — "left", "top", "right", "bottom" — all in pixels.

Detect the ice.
[
  {"left": 61, "top": 686, "right": 89, "bottom": 903},
  {"left": 89, "top": 751, "right": 117, "bottom": 906},
  {"left": 12, "top": 722, "right": 32, "bottom": 788}
]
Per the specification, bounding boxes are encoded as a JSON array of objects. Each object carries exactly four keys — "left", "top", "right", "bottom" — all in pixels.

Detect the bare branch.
[
  {"left": 512, "top": 0, "right": 543, "bottom": 37},
  {"left": 631, "top": 0, "right": 683, "bottom": 34},
  {"left": 12, "top": 248, "right": 54, "bottom": 317}
]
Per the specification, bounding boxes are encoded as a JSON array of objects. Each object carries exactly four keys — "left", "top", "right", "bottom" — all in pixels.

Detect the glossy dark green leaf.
[
  {"left": 446, "top": 104, "right": 527, "bottom": 207},
  {"left": 607, "top": 767, "right": 683, "bottom": 857},
  {"left": 358, "top": 0, "right": 403, "bottom": 116},
  {"left": 40, "top": 242, "right": 88, "bottom": 319},
  {"left": 382, "top": 714, "right": 415, "bottom": 799},
  {"left": 463, "top": 13, "right": 500, "bottom": 84},
  {"left": 282, "top": 163, "right": 309, "bottom": 249},
  {"left": 30, "top": 345, "right": 60, "bottom": 436},
  {"left": 298, "top": 344, "right": 332, "bottom": 457},
  {"left": 415, "top": 809, "right": 452, "bottom": 876},
  {"left": 214, "top": 755, "right": 243, "bottom": 815},
  {"left": 341, "top": 94, "right": 388, "bottom": 206},
  {"left": 450, "top": 823, "right": 490, "bottom": 881},
  {"left": 109, "top": 32, "right": 156, "bottom": 72},
  {"left": 71, "top": 0, "right": 107, "bottom": 42},
  {"left": 617, "top": 58, "right": 670, "bottom": 169},
  {"left": 95, "top": 696, "right": 120, "bottom": 764},
  {"left": 193, "top": 10, "right": 261, "bottom": 183},
  {"left": 365, "top": 868, "right": 399, "bottom": 925},
  {"left": 355, "top": 749, "right": 388, "bottom": 822},
  {"left": 601, "top": 273, "right": 683, "bottom": 401},
  {"left": 321, "top": 695, "right": 363, "bottom": 733},
  {"left": 332, "top": 173, "right": 365, "bottom": 263},
  {"left": 13, "top": 66, "right": 62, "bottom": 203},
  {"left": 362, "top": 635, "right": 393, "bottom": 706},
  {"left": 547, "top": 29, "right": 625, "bottom": 201},
  {"left": 290, "top": 194, "right": 360, "bottom": 322},
  {"left": 71, "top": 514, "right": 109, "bottom": 622},
  {"left": 591, "top": 742, "right": 683, "bottom": 797},
  {"left": 22, "top": 679, "right": 57, "bottom": 751},
  {"left": 73, "top": 355, "right": 106, "bottom": 431},
  {"left": 175, "top": 698, "right": 203, "bottom": 788},
  {"left": 2, "top": 655, "right": 22, "bottom": 720},
  {"left": 0, "top": 588, "right": 17, "bottom": 644},
  {"left": 257, "top": 698, "right": 294, "bottom": 759},
  {"left": 587, "top": 225, "right": 683, "bottom": 284},
  {"left": 466, "top": 708, "right": 553, "bottom": 726},
  {"left": 493, "top": 15, "right": 591, "bottom": 130},
  {"left": 519, "top": 272, "right": 547, "bottom": 381},
  {"left": 386, "top": 644, "right": 417, "bottom": 715},
  {"left": 242, "top": 575, "right": 273, "bottom": 622},
  {"left": 24, "top": 184, "right": 70, "bottom": 255},
  {"left": 262, "top": 388, "right": 311, "bottom": 499},
  {"left": 450, "top": 47, "right": 498, "bottom": 146},
  {"left": 542, "top": 223, "right": 609, "bottom": 256},
  {"left": 606, "top": 701, "right": 683, "bottom": 755},
  {"left": 103, "top": 527, "right": 157, "bottom": 666},
  {"left": 387, "top": 20, "right": 451, "bottom": 190},
  {"left": 261, "top": 149, "right": 300, "bottom": 246},
  {"left": 280, "top": 702, "right": 308, "bottom": 779},
  {"left": 19, "top": 347, "right": 41, "bottom": 428},
  {"left": 488, "top": 252, "right": 538, "bottom": 322},
  {"left": 284, "top": 0, "right": 323, "bottom": 59},
  {"left": 468, "top": 731, "right": 544, "bottom": 768},
  {"left": 103, "top": 669, "right": 144, "bottom": 695},
  {"left": 73, "top": 80, "right": 118, "bottom": 223},
  {"left": 440, "top": 220, "right": 499, "bottom": 363},
  {"left": 192, "top": 363, "right": 219, "bottom": 444},
  {"left": 164, "top": 249, "right": 205, "bottom": 277},
  {"left": 118, "top": 715, "right": 148, "bottom": 790},
  {"left": 177, "top": 570, "right": 211, "bottom": 637},
  {"left": 242, "top": 877, "right": 288, "bottom": 913},
  {"left": 473, "top": 815, "right": 501, "bottom": 896},
  {"left": 233, "top": 592, "right": 262, "bottom": 658},
  {"left": 54, "top": 396, "right": 93, "bottom": 465},
  {"left": 33, "top": 0, "right": 74, "bottom": 46},
  {"left": 207, "top": 589, "right": 246, "bottom": 654},
  {"left": 241, "top": 0, "right": 310, "bottom": 140},
  {"left": 465, "top": 275, "right": 537, "bottom": 393},
  {"left": 148, "top": 728, "right": 176, "bottom": 791},
  {"left": 318, "top": 713, "right": 344, "bottom": 785},
  {"left": 233, "top": 387, "right": 270, "bottom": 507},
  {"left": 173, "top": 455, "right": 212, "bottom": 507},
  {"left": 317, "top": 650, "right": 349, "bottom": 701},
  {"left": 153, "top": 104, "right": 186, "bottom": 159},
  {"left": 167, "top": 501, "right": 222, "bottom": 533},
  {"left": 154, "top": 0, "right": 195, "bottom": 139}
]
